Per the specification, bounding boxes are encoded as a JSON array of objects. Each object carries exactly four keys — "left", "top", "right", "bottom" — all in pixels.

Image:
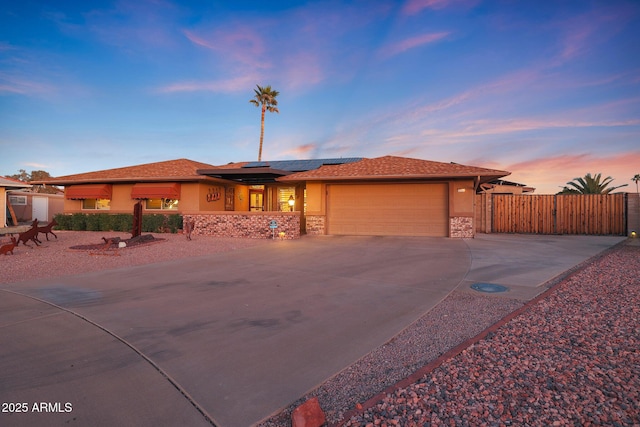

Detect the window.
[
  {"left": 8, "top": 195, "right": 27, "bottom": 206},
  {"left": 278, "top": 187, "right": 295, "bottom": 212},
  {"left": 145, "top": 198, "right": 178, "bottom": 210},
  {"left": 82, "top": 198, "right": 111, "bottom": 210}
]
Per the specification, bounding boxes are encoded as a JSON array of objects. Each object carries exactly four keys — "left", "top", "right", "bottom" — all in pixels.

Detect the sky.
[{"left": 1, "top": 0, "right": 639, "bottom": 194}]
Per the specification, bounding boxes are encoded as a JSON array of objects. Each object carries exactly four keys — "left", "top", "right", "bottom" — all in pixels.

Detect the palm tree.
[
  {"left": 633, "top": 174, "right": 640, "bottom": 194},
  {"left": 249, "top": 84, "right": 279, "bottom": 162},
  {"left": 558, "top": 173, "right": 628, "bottom": 194}
]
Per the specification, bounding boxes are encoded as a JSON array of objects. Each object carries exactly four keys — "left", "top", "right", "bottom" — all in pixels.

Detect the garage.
[{"left": 327, "top": 183, "right": 449, "bottom": 237}]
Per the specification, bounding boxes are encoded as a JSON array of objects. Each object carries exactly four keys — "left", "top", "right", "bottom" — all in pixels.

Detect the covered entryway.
[{"left": 327, "top": 183, "right": 449, "bottom": 236}]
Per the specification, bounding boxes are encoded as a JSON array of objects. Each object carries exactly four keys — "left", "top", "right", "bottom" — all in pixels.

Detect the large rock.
[{"left": 291, "top": 397, "right": 326, "bottom": 427}]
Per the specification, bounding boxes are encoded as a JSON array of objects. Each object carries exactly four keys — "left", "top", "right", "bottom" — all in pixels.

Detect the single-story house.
[
  {"left": 5, "top": 190, "right": 64, "bottom": 225},
  {"left": 275, "top": 156, "right": 510, "bottom": 237},
  {"left": 38, "top": 155, "right": 510, "bottom": 238},
  {"left": 1, "top": 177, "right": 32, "bottom": 228}
]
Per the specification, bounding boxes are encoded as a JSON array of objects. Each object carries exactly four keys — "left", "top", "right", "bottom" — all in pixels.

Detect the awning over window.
[
  {"left": 65, "top": 184, "right": 112, "bottom": 200},
  {"left": 131, "top": 183, "right": 181, "bottom": 199}
]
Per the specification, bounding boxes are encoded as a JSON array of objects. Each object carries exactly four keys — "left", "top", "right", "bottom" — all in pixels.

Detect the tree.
[
  {"left": 633, "top": 174, "right": 640, "bottom": 194},
  {"left": 249, "top": 84, "right": 279, "bottom": 162},
  {"left": 5, "top": 169, "right": 59, "bottom": 194},
  {"left": 558, "top": 173, "right": 628, "bottom": 194}
]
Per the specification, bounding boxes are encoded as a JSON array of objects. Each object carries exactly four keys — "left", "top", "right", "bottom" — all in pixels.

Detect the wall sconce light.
[
  {"left": 288, "top": 195, "right": 295, "bottom": 211},
  {"left": 457, "top": 188, "right": 466, "bottom": 193},
  {"left": 632, "top": 230, "right": 637, "bottom": 238}
]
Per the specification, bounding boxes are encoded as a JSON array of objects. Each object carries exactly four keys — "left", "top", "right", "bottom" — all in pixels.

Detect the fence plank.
[{"left": 489, "top": 194, "right": 624, "bottom": 235}]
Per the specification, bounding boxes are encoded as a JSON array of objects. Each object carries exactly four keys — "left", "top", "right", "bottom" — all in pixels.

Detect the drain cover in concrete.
[{"left": 471, "top": 283, "right": 509, "bottom": 293}]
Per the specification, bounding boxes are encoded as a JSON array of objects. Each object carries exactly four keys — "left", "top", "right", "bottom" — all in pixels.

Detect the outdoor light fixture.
[
  {"left": 632, "top": 230, "right": 637, "bottom": 238},
  {"left": 288, "top": 195, "right": 295, "bottom": 211}
]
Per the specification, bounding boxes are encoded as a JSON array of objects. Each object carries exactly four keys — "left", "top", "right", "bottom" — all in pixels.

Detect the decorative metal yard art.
[
  {"left": 17, "top": 219, "right": 41, "bottom": 246},
  {"left": 37, "top": 218, "right": 58, "bottom": 241},
  {"left": 132, "top": 200, "right": 143, "bottom": 238},
  {"left": 0, "top": 236, "right": 18, "bottom": 255}
]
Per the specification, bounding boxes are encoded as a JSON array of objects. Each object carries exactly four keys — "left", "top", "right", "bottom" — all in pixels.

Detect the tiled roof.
[
  {"left": 40, "top": 159, "right": 218, "bottom": 185},
  {"left": 0, "top": 176, "right": 32, "bottom": 188},
  {"left": 278, "top": 156, "right": 510, "bottom": 182}
]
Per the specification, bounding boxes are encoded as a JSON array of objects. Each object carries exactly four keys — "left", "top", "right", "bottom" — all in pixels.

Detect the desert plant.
[
  {"left": 558, "top": 173, "right": 628, "bottom": 194},
  {"left": 249, "top": 84, "right": 280, "bottom": 161}
]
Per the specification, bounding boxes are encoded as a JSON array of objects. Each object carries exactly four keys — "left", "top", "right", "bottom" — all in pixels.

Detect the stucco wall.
[
  {"left": 628, "top": 193, "right": 639, "bottom": 236},
  {"left": 184, "top": 212, "right": 301, "bottom": 239},
  {"left": 0, "top": 188, "right": 5, "bottom": 227},
  {"left": 63, "top": 182, "right": 228, "bottom": 214}
]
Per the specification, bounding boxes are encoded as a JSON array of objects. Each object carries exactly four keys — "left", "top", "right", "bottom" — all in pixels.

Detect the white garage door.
[{"left": 327, "top": 183, "right": 448, "bottom": 237}]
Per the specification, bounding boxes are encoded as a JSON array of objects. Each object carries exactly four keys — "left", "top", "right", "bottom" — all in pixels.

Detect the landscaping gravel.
[
  {"left": 341, "top": 242, "right": 639, "bottom": 427},
  {"left": 3, "top": 231, "right": 636, "bottom": 426},
  {"left": 0, "top": 230, "right": 268, "bottom": 286}
]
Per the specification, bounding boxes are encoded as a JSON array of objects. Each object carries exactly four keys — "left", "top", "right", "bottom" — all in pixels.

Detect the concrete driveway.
[{"left": 0, "top": 234, "right": 625, "bottom": 427}]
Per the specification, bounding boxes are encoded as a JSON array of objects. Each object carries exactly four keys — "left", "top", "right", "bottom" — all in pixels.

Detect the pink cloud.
[
  {"left": 553, "top": 4, "right": 635, "bottom": 64},
  {"left": 0, "top": 72, "right": 55, "bottom": 95},
  {"left": 280, "top": 144, "right": 317, "bottom": 158},
  {"left": 503, "top": 152, "right": 640, "bottom": 194},
  {"left": 402, "top": 0, "right": 479, "bottom": 15},
  {"left": 379, "top": 31, "right": 450, "bottom": 58},
  {"left": 281, "top": 52, "right": 325, "bottom": 89},
  {"left": 183, "top": 27, "right": 268, "bottom": 69},
  {"left": 156, "top": 73, "right": 259, "bottom": 94}
]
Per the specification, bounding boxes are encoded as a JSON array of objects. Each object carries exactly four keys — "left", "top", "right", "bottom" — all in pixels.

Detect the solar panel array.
[{"left": 243, "top": 158, "right": 362, "bottom": 172}]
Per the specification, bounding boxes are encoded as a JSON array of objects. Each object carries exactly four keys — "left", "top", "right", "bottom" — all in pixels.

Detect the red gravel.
[
  {"left": 344, "top": 242, "right": 640, "bottom": 427},
  {"left": 0, "top": 230, "right": 269, "bottom": 285}
]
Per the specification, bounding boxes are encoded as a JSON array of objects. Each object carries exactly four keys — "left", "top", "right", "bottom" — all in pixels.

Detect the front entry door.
[{"left": 249, "top": 190, "right": 264, "bottom": 211}]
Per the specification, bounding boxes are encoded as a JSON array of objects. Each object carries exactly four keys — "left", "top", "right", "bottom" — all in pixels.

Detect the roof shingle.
[
  {"left": 278, "top": 156, "right": 510, "bottom": 182},
  {"left": 40, "top": 159, "right": 218, "bottom": 184}
]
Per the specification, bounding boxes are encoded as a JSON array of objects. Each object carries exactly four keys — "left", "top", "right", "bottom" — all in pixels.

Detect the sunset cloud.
[
  {"left": 379, "top": 32, "right": 450, "bottom": 59},
  {"left": 401, "top": 0, "right": 479, "bottom": 15},
  {"left": 156, "top": 73, "right": 260, "bottom": 94},
  {"left": 504, "top": 151, "right": 640, "bottom": 194},
  {"left": 0, "top": 72, "right": 55, "bottom": 95}
]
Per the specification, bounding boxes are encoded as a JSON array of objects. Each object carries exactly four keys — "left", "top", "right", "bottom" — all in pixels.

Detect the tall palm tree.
[
  {"left": 558, "top": 173, "right": 628, "bottom": 194},
  {"left": 633, "top": 174, "right": 640, "bottom": 194},
  {"left": 249, "top": 84, "right": 279, "bottom": 162}
]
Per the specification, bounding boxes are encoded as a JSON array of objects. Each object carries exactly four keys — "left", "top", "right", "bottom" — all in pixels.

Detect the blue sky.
[{"left": 1, "top": 0, "right": 639, "bottom": 194}]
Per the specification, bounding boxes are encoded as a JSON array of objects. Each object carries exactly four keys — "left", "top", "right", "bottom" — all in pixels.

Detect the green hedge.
[{"left": 54, "top": 213, "right": 183, "bottom": 233}]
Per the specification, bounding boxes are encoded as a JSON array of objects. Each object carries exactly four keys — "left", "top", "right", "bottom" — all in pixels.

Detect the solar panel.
[{"left": 243, "top": 158, "right": 362, "bottom": 172}]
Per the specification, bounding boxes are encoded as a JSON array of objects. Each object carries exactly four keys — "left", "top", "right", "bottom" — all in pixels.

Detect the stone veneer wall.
[
  {"left": 450, "top": 216, "right": 474, "bottom": 238},
  {"left": 305, "top": 215, "right": 326, "bottom": 235},
  {"left": 184, "top": 212, "right": 301, "bottom": 239}
]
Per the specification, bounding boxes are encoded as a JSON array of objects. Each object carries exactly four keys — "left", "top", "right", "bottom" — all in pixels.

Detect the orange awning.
[
  {"left": 131, "top": 183, "right": 181, "bottom": 199},
  {"left": 65, "top": 184, "right": 112, "bottom": 200}
]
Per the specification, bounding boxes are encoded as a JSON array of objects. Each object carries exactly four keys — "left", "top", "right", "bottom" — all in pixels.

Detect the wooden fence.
[{"left": 476, "top": 193, "right": 626, "bottom": 235}]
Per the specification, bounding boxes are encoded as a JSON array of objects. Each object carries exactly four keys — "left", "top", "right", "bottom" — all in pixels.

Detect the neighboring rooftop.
[
  {"left": 0, "top": 176, "right": 32, "bottom": 188},
  {"left": 278, "top": 155, "right": 511, "bottom": 183}
]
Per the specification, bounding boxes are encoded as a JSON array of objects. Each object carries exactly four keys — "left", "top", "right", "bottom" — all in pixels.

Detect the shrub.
[
  {"left": 142, "top": 214, "right": 165, "bottom": 233},
  {"left": 85, "top": 213, "right": 102, "bottom": 231},
  {"left": 70, "top": 213, "right": 86, "bottom": 231},
  {"left": 50, "top": 213, "right": 181, "bottom": 233},
  {"left": 111, "top": 214, "right": 132, "bottom": 232},
  {"left": 54, "top": 213, "right": 72, "bottom": 230},
  {"left": 168, "top": 214, "right": 183, "bottom": 233}
]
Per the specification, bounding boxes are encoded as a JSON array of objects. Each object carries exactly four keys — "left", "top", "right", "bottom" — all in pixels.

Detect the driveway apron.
[{"left": 0, "top": 236, "right": 468, "bottom": 427}]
